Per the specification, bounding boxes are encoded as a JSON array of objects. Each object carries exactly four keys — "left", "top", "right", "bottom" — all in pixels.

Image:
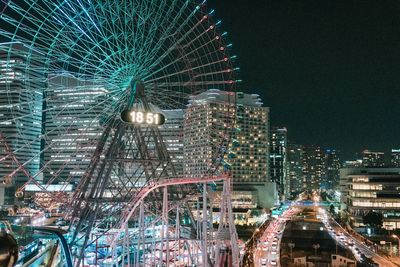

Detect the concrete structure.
[
  {"left": 340, "top": 167, "right": 400, "bottom": 229},
  {"left": 287, "top": 142, "right": 303, "bottom": 198},
  {"left": 184, "top": 89, "right": 273, "bottom": 208},
  {"left": 330, "top": 254, "right": 356, "bottom": 267},
  {"left": 0, "top": 42, "right": 44, "bottom": 205},
  {"left": 270, "top": 126, "right": 288, "bottom": 200},
  {"left": 362, "top": 150, "right": 385, "bottom": 167}
]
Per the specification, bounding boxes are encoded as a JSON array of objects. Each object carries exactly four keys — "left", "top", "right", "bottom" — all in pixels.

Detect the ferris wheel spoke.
[
  {"left": 142, "top": 20, "right": 217, "bottom": 81},
  {"left": 145, "top": 55, "right": 229, "bottom": 85}
]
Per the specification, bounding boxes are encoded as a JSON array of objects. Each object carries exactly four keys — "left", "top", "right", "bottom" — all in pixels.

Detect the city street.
[
  {"left": 319, "top": 207, "right": 397, "bottom": 267},
  {"left": 253, "top": 206, "right": 299, "bottom": 267}
]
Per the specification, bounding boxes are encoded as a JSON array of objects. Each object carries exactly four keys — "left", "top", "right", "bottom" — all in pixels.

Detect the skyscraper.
[
  {"left": 0, "top": 42, "right": 44, "bottom": 204},
  {"left": 184, "top": 89, "right": 272, "bottom": 208},
  {"left": 324, "top": 149, "right": 341, "bottom": 190},
  {"left": 43, "top": 73, "right": 107, "bottom": 185},
  {"left": 391, "top": 149, "right": 400, "bottom": 167},
  {"left": 269, "top": 127, "right": 287, "bottom": 200},
  {"left": 286, "top": 142, "right": 303, "bottom": 198},
  {"left": 362, "top": 150, "right": 385, "bottom": 167},
  {"left": 159, "top": 109, "right": 184, "bottom": 177},
  {"left": 302, "top": 145, "right": 325, "bottom": 191}
]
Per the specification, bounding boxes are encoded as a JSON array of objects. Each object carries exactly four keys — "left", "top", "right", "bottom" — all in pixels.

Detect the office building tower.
[
  {"left": 391, "top": 149, "right": 400, "bottom": 167},
  {"left": 286, "top": 143, "right": 303, "bottom": 198},
  {"left": 362, "top": 150, "right": 385, "bottom": 167},
  {"left": 302, "top": 145, "right": 325, "bottom": 191},
  {"left": 340, "top": 167, "right": 400, "bottom": 230},
  {"left": 43, "top": 73, "right": 107, "bottom": 185},
  {"left": 270, "top": 127, "right": 288, "bottom": 200},
  {"left": 0, "top": 42, "right": 44, "bottom": 204},
  {"left": 159, "top": 109, "right": 184, "bottom": 177},
  {"left": 324, "top": 149, "right": 341, "bottom": 189},
  {"left": 184, "top": 89, "right": 272, "bottom": 208}
]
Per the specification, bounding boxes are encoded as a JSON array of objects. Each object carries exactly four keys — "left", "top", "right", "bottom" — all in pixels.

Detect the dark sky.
[{"left": 207, "top": 0, "right": 400, "bottom": 160}]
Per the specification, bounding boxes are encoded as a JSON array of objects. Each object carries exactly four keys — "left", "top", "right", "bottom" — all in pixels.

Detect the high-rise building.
[
  {"left": 0, "top": 42, "right": 44, "bottom": 205},
  {"left": 391, "top": 149, "right": 400, "bottom": 167},
  {"left": 324, "top": 149, "right": 341, "bottom": 189},
  {"left": 340, "top": 167, "right": 400, "bottom": 230},
  {"left": 270, "top": 127, "right": 287, "bottom": 200},
  {"left": 343, "top": 159, "right": 363, "bottom": 168},
  {"left": 302, "top": 145, "right": 325, "bottom": 191},
  {"left": 184, "top": 89, "right": 272, "bottom": 208},
  {"left": 159, "top": 109, "right": 184, "bottom": 177},
  {"left": 362, "top": 150, "right": 385, "bottom": 167},
  {"left": 286, "top": 142, "right": 303, "bottom": 198},
  {"left": 43, "top": 73, "right": 107, "bottom": 185}
]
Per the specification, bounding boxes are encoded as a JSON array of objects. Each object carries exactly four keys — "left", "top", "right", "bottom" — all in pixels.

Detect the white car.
[
  {"left": 271, "top": 260, "right": 277, "bottom": 266},
  {"left": 261, "top": 258, "right": 267, "bottom": 265}
]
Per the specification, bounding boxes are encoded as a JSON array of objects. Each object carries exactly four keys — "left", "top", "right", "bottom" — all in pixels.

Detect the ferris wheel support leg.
[
  {"left": 137, "top": 200, "right": 144, "bottom": 266},
  {"left": 202, "top": 182, "right": 209, "bottom": 267},
  {"left": 174, "top": 205, "right": 180, "bottom": 265},
  {"left": 163, "top": 185, "right": 170, "bottom": 267}
]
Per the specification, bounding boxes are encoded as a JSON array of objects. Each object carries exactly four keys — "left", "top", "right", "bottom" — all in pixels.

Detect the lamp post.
[
  {"left": 288, "top": 242, "right": 295, "bottom": 260},
  {"left": 392, "top": 234, "right": 400, "bottom": 256},
  {"left": 312, "top": 243, "right": 320, "bottom": 264}
]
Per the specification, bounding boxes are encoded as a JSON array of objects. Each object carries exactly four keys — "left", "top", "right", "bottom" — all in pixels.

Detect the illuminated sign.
[{"left": 121, "top": 110, "right": 165, "bottom": 126}]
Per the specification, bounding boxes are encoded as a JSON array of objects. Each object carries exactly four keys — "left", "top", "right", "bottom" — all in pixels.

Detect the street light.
[
  {"left": 288, "top": 242, "right": 295, "bottom": 260},
  {"left": 392, "top": 234, "right": 400, "bottom": 256},
  {"left": 312, "top": 243, "right": 320, "bottom": 265}
]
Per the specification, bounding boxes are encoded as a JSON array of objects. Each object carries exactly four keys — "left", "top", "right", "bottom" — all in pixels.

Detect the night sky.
[{"left": 208, "top": 0, "right": 400, "bottom": 160}]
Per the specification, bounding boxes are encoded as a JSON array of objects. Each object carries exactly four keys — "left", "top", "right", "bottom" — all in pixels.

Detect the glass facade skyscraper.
[
  {"left": 43, "top": 74, "right": 107, "bottom": 185},
  {"left": 270, "top": 127, "right": 287, "bottom": 200},
  {"left": 0, "top": 42, "right": 44, "bottom": 204}
]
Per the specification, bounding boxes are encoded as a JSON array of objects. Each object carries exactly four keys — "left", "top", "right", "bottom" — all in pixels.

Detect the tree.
[{"left": 363, "top": 211, "right": 383, "bottom": 229}]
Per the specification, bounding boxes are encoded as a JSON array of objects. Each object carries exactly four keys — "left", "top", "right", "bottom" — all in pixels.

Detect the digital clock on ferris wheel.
[{"left": 121, "top": 110, "right": 166, "bottom": 126}]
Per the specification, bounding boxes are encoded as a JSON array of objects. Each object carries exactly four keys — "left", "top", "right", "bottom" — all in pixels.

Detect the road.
[
  {"left": 253, "top": 207, "right": 299, "bottom": 267},
  {"left": 318, "top": 208, "right": 397, "bottom": 267}
]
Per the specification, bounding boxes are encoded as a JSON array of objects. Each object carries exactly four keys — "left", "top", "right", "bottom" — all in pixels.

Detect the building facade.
[
  {"left": 159, "top": 109, "right": 184, "bottom": 177},
  {"left": 269, "top": 127, "right": 288, "bottom": 200},
  {"left": 0, "top": 42, "right": 44, "bottom": 205},
  {"left": 43, "top": 74, "right": 107, "bottom": 185},
  {"left": 362, "top": 150, "right": 385, "bottom": 167},
  {"left": 340, "top": 167, "right": 400, "bottom": 230},
  {"left": 391, "top": 149, "right": 400, "bottom": 167},
  {"left": 184, "top": 89, "right": 272, "bottom": 208},
  {"left": 286, "top": 143, "right": 303, "bottom": 198},
  {"left": 324, "top": 149, "right": 341, "bottom": 190},
  {"left": 302, "top": 145, "right": 325, "bottom": 191}
]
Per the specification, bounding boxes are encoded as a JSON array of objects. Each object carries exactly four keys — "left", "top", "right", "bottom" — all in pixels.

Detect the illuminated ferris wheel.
[
  {"left": 0, "top": 1, "right": 241, "bottom": 265},
  {"left": 0, "top": 0, "right": 238, "bottom": 199}
]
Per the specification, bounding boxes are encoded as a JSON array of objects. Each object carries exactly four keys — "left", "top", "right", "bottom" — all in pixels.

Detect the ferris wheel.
[
  {"left": 0, "top": 1, "right": 240, "bottom": 265},
  {"left": 0, "top": 0, "right": 238, "bottom": 199}
]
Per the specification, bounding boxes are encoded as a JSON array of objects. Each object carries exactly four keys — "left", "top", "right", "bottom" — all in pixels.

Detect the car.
[
  {"left": 260, "top": 258, "right": 267, "bottom": 266},
  {"left": 271, "top": 248, "right": 277, "bottom": 255},
  {"left": 271, "top": 260, "right": 277, "bottom": 266}
]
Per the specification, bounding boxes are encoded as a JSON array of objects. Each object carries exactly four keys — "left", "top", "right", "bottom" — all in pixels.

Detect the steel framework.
[{"left": 0, "top": 1, "right": 240, "bottom": 266}]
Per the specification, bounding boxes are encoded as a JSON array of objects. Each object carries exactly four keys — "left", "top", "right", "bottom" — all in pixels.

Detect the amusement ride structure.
[{"left": 0, "top": 0, "right": 241, "bottom": 266}]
